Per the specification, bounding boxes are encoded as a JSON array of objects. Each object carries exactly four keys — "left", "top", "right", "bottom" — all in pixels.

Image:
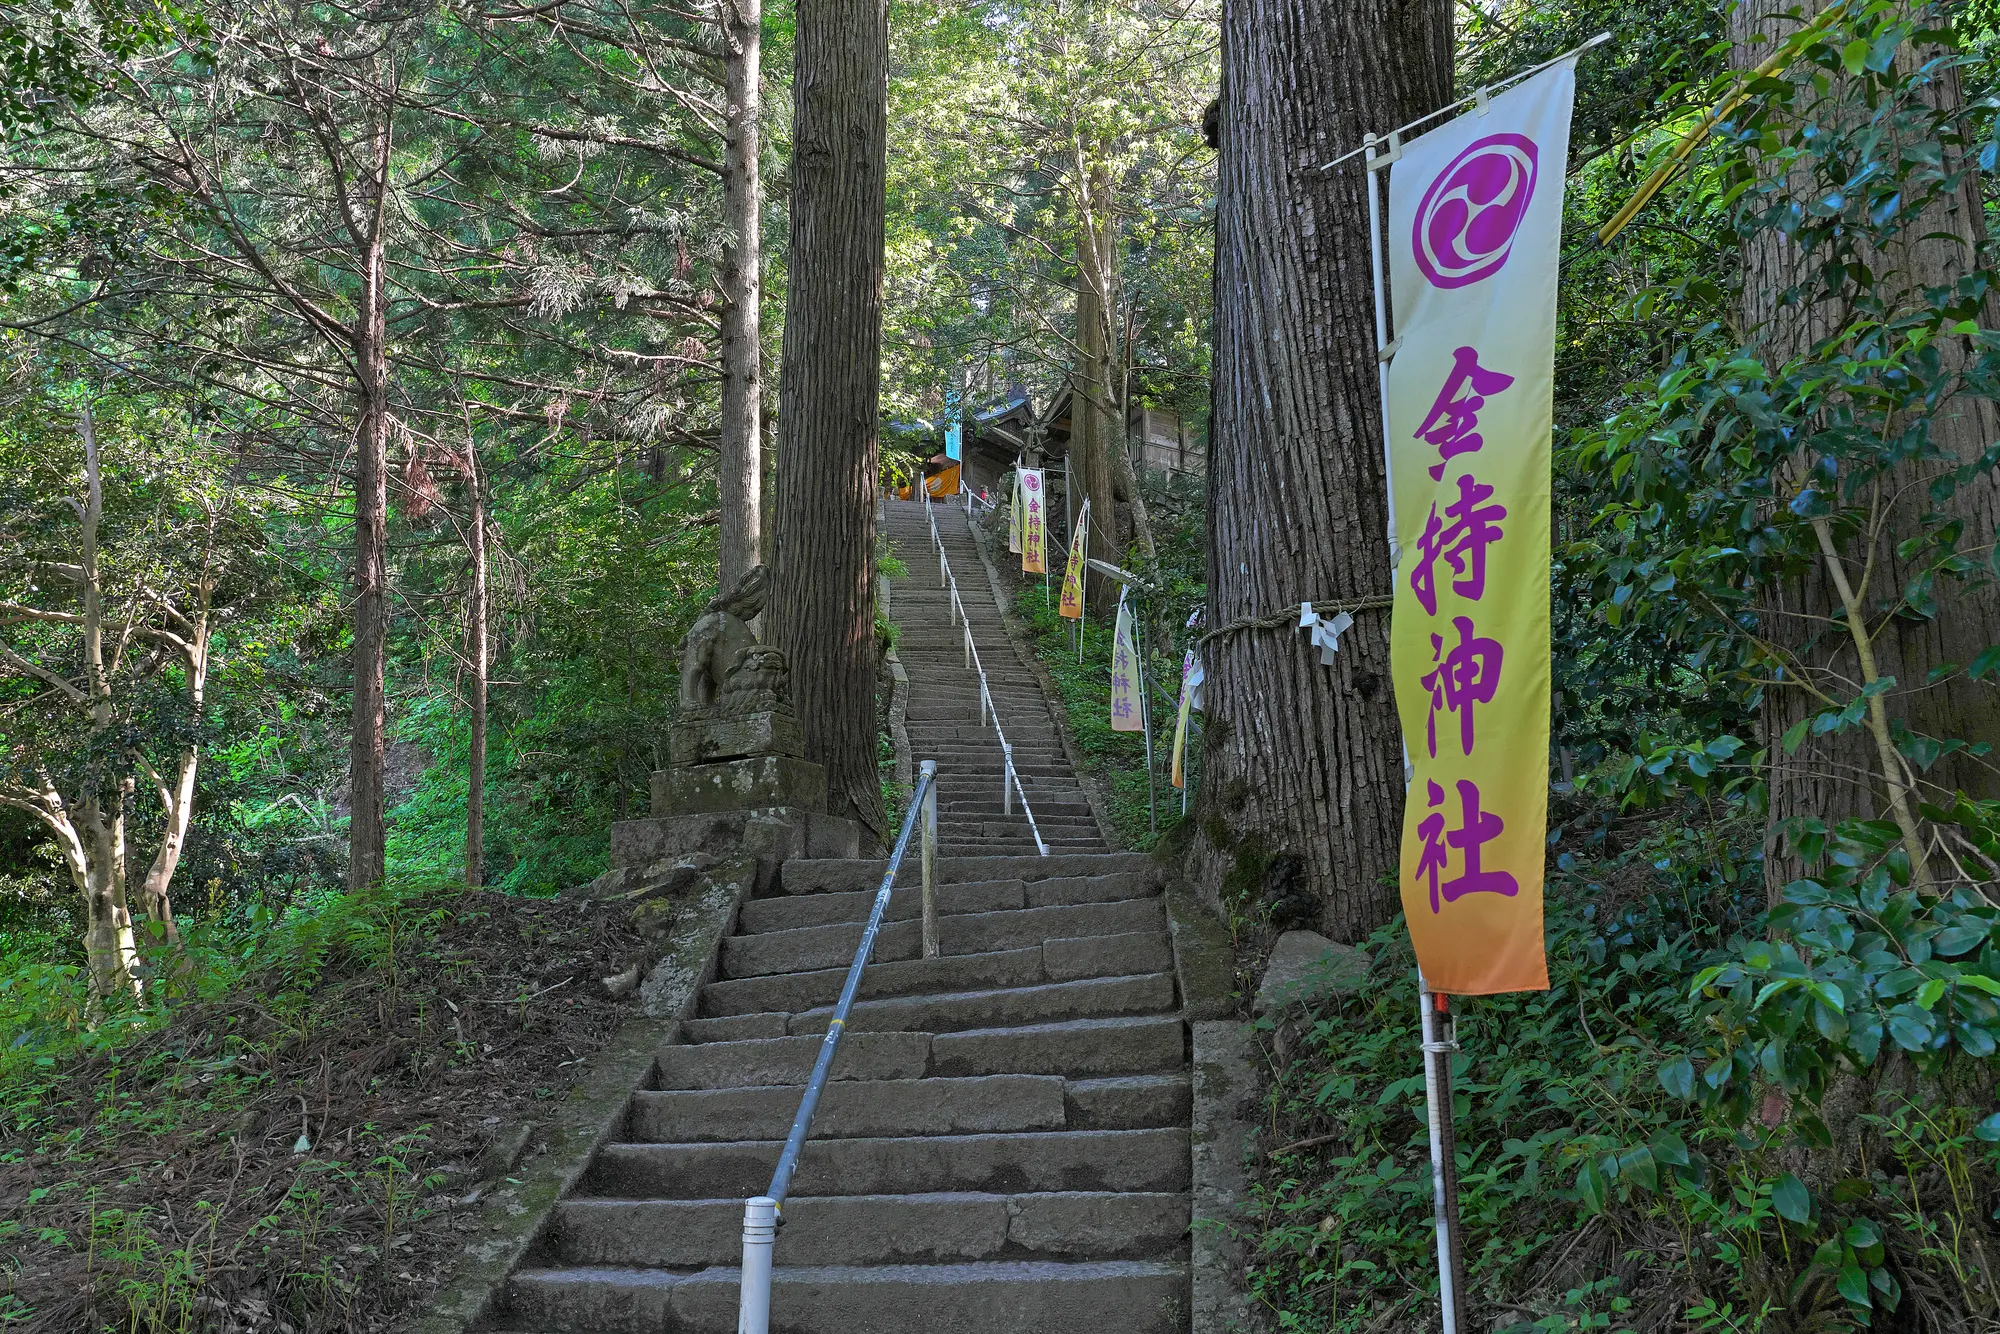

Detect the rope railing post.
[
  {"left": 920, "top": 760, "right": 939, "bottom": 959},
  {"left": 738, "top": 763, "right": 940, "bottom": 1332}
]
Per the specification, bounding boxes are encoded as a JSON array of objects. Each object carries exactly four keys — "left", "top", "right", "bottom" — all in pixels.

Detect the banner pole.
[
  {"left": 1379, "top": 131, "right": 1461, "bottom": 1333},
  {"left": 1077, "top": 516, "right": 1088, "bottom": 665},
  {"left": 1135, "top": 593, "right": 1156, "bottom": 833},
  {"left": 1418, "top": 971, "right": 1463, "bottom": 1334},
  {"left": 1363, "top": 134, "right": 1401, "bottom": 571}
]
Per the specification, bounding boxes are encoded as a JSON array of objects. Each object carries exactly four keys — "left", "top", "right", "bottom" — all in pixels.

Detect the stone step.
[
  {"left": 939, "top": 794, "right": 1093, "bottom": 810},
  {"left": 736, "top": 871, "right": 1154, "bottom": 935},
  {"left": 939, "top": 845, "right": 1105, "bottom": 858},
  {"left": 940, "top": 803, "right": 1095, "bottom": 820},
  {"left": 781, "top": 853, "right": 1156, "bottom": 894},
  {"left": 652, "top": 1032, "right": 930, "bottom": 1091},
  {"left": 625, "top": 1072, "right": 1187, "bottom": 1145},
  {"left": 702, "top": 944, "right": 1043, "bottom": 1015},
  {"left": 958, "top": 820, "right": 1100, "bottom": 839},
  {"left": 656, "top": 1015, "right": 1184, "bottom": 1090},
  {"left": 690, "top": 971, "right": 1172, "bottom": 1042},
  {"left": 629, "top": 1074, "right": 1065, "bottom": 1143},
  {"left": 927, "top": 1015, "right": 1186, "bottom": 1079},
  {"left": 506, "top": 1257, "right": 1188, "bottom": 1334},
  {"left": 584, "top": 1126, "right": 1192, "bottom": 1198},
  {"left": 925, "top": 764, "right": 1083, "bottom": 778},
  {"left": 548, "top": 1190, "right": 1191, "bottom": 1268},
  {"left": 906, "top": 682, "right": 1045, "bottom": 695},
  {"left": 917, "top": 753, "right": 1078, "bottom": 769},
  {"left": 736, "top": 878, "right": 1024, "bottom": 934},
  {"left": 786, "top": 972, "right": 1176, "bottom": 1037},
  {"left": 699, "top": 929, "right": 1170, "bottom": 1016},
  {"left": 720, "top": 898, "right": 1164, "bottom": 979}
]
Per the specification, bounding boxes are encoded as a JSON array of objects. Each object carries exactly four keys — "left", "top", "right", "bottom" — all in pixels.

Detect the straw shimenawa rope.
[{"left": 1196, "top": 594, "right": 1394, "bottom": 647}]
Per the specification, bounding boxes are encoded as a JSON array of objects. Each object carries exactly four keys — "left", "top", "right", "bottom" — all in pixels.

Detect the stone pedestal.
[
  {"left": 669, "top": 709, "right": 804, "bottom": 767},
  {"left": 608, "top": 807, "right": 861, "bottom": 894},
  {"left": 652, "top": 754, "right": 827, "bottom": 817}
]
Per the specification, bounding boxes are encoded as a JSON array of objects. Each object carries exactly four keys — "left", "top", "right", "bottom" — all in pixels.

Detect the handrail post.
[
  {"left": 738, "top": 1196, "right": 776, "bottom": 1334},
  {"left": 963, "top": 619, "right": 972, "bottom": 669},
  {"left": 1003, "top": 744, "right": 1014, "bottom": 815},
  {"left": 920, "top": 760, "right": 939, "bottom": 959}
]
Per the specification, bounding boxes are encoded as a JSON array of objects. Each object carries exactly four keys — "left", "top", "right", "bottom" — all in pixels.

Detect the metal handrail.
[
  {"left": 737, "top": 760, "right": 942, "bottom": 1334},
  {"left": 922, "top": 491, "right": 1049, "bottom": 857}
]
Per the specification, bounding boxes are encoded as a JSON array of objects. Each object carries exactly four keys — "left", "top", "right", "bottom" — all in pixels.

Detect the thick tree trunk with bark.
[
  {"left": 1192, "top": 0, "right": 1451, "bottom": 940},
  {"left": 1738, "top": 0, "right": 2000, "bottom": 892},
  {"left": 771, "top": 0, "right": 890, "bottom": 845},
  {"left": 719, "top": 0, "right": 764, "bottom": 588},
  {"left": 1074, "top": 168, "right": 1120, "bottom": 611}
]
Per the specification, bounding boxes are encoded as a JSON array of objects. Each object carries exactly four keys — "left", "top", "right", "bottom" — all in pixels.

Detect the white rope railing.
[{"left": 922, "top": 491, "right": 1049, "bottom": 857}]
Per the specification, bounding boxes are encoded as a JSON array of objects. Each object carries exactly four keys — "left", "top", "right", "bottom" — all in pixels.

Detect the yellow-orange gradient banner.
[
  {"left": 1385, "top": 63, "right": 1573, "bottom": 995},
  {"left": 1059, "top": 499, "right": 1090, "bottom": 618}
]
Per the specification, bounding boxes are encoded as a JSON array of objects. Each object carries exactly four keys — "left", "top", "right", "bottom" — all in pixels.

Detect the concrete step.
[
  {"left": 507, "top": 1257, "right": 1189, "bottom": 1334},
  {"left": 549, "top": 1190, "right": 1191, "bottom": 1268},
  {"left": 782, "top": 853, "right": 1158, "bottom": 894},
  {"left": 720, "top": 898, "right": 1164, "bottom": 979},
  {"left": 584, "top": 1126, "right": 1192, "bottom": 1198}
]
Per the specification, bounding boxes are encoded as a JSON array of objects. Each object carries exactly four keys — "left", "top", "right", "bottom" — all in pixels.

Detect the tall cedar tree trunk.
[
  {"left": 1074, "top": 156, "right": 1120, "bottom": 611},
  {"left": 771, "top": 0, "right": 890, "bottom": 845},
  {"left": 1741, "top": 0, "right": 2000, "bottom": 893},
  {"left": 1192, "top": 0, "right": 1451, "bottom": 940},
  {"left": 719, "top": 0, "right": 764, "bottom": 587},
  {"left": 349, "top": 181, "right": 391, "bottom": 894},
  {"left": 465, "top": 430, "right": 488, "bottom": 890}
]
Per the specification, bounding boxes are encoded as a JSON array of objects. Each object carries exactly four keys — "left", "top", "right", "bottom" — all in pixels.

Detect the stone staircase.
[
  {"left": 493, "top": 855, "right": 1191, "bottom": 1332},
  {"left": 884, "top": 498, "right": 1107, "bottom": 857},
  {"left": 480, "top": 500, "right": 1193, "bottom": 1333}
]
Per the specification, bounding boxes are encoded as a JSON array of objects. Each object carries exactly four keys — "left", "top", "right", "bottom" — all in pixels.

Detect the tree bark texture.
[
  {"left": 348, "top": 155, "right": 392, "bottom": 894},
  {"left": 1074, "top": 159, "right": 1121, "bottom": 611},
  {"left": 1193, "top": 0, "right": 1451, "bottom": 941},
  {"left": 719, "top": 0, "right": 764, "bottom": 588},
  {"left": 771, "top": 0, "right": 890, "bottom": 846},
  {"left": 77, "top": 411, "right": 144, "bottom": 1000},
  {"left": 466, "top": 436, "right": 488, "bottom": 891},
  {"left": 1738, "top": 0, "right": 2000, "bottom": 892}
]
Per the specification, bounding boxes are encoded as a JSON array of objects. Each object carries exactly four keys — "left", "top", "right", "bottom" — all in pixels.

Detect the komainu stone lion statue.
[{"left": 677, "top": 565, "right": 791, "bottom": 716}]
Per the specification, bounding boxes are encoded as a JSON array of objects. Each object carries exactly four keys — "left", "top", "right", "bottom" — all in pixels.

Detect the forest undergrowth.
[
  {"left": 1240, "top": 808, "right": 2000, "bottom": 1334},
  {"left": 0, "top": 883, "right": 654, "bottom": 1331}
]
